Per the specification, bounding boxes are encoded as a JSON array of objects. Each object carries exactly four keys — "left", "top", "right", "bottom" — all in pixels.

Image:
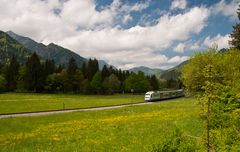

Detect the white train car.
[{"left": 145, "top": 89, "right": 184, "bottom": 102}]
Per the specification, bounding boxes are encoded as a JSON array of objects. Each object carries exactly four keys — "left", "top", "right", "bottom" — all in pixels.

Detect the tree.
[
  {"left": 16, "top": 65, "right": 27, "bottom": 92},
  {"left": 67, "top": 57, "right": 78, "bottom": 76},
  {"left": 81, "top": 79, "right": 91, "bottom": 94},
  {"left": 45, "top": 72, "right": 66, "bottom": 92},
  {"left": 229, "top": 5, "right": 240, "bottom": 49},
  {"left": 25, "top": 53, "right": 43, "bottom": 92},
  {"left": 43, "top": 59, "right": 55, "bottom": 76},
  {"left": 66, "top": 58, "right": 82, "bottom": 92},
  {"left": 149, "top": 75, "right": 159, "bottom": 90},
  {"left": 182, "top": 48, "right": 240, "bottom": 151},
  {"left": 125, "top": 72, "right": 150, "bottom": 93},
  {"left": 5, "top": 56, "right": 19, "bottom": 91},
  {"left": 86, "top": 58, "right": 99, "bottom": 81},
  {"left": 101, "top": 65, "right": 110, "bottom": 81},
  {"left": 0, "top": 61, "right": 4, "bottom": 74},
  {"left": 0, "top": 75, "right": 6, "bottom": 92},
  {"left": 72, "top": 70, "right": 84, "bottom": 92},
  {"left": 103, "top": 74, "right": 120, "bottom": 94},
  {"left": 81, "top": 62, "right": 87, "bottom": 78},
  {"left": 90, "top": 71, "right": 102, "bottom": 94}
]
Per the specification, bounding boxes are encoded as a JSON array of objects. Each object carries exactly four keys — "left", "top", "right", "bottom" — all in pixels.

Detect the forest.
[{"left": 0, "top": 53, "right": 162, "bottom": 94}]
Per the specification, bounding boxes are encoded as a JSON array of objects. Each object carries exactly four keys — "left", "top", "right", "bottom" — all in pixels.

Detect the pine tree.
[
  {"left": 81, "top": 62, "right": 87, "bottom": 78},
  {"left": 150, "top": 75, "right": 159, "bottom": 91},
  {"left": 44, "top": 59, "right": 55, "bottom": 76},
  {"left": 25, "top": 53, "right": 42, "bottom": 92},
  {"left": 86, "top": 58, "right": 99, "bottom": 81},
  {"left": 66, "top": 58, "right": 81, "bottom": 92},
  {"left": 67, "top": 57, "right": 78, "bottom": 76},
  {"left": 101, "top": 65, "right": 110, "bottom": 81},
  {"left": 6, "top": 56, "right": 19, "bottom": 91},
  {"left": 229, "top": 5, "right": 240, "bottom": 49}
]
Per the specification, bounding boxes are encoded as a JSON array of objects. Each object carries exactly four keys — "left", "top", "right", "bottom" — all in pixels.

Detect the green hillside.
[
  {"left": 129, "top": 66, "right": 163, "bottom": 76},
  {"left": 7, "top": 31, "right": 87, "bottom": 67},
  {"left": 0, "top": 31, "right": 32, "bottom": 64},
  {"left": 160, "top": 61, "right": 188, "bottom": 80}
]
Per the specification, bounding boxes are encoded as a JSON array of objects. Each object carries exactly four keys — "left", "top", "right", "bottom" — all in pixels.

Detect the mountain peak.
[
  {"left": 47, "top": 42, "right": 57, "bottom": 46},
  {"left": 129, "top": 66, "right": 163, "bottom": 76}
]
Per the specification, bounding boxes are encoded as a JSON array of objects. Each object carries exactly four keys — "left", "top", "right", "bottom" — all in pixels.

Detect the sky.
[{"left": 0, "top": 0, "right": 239, "bottom": 70}]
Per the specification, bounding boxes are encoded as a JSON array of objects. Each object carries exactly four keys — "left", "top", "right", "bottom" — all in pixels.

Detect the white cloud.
[
  {"left": 60, "top": 0, "right": 115, "bottom": 29},
  {"left": 170, "top": 0, "right": 187, "bottom": 10},
  {"left": 167, "top": 56, "right": 189, "bottom": 64},
  {"left": 203, "top": 34, "right": 230, "bottom": 49},
  {"left": 211, "top": 0, "right": 239, "bottom": 20},
  {"left": 0, "top": 0, "right": 209, "bottom": 69},
  {"left": 120, "top": 1, "right": 150, "bottom": 12},
  {"left": 122, "top": 14, "right": 133, "bottom": 24},
  {"left": 173, "top": 41, "right": 201, "bottom": 53},
  {"left": 173, "top": 43, "right": 186, "bottom": 53},
  {"left": 189, "top": 42, "right": 201, "bottom": 50}
]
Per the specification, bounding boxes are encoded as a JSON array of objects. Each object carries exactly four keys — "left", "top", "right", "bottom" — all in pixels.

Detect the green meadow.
[
  {"left": 0, "top": 93, "right": 143, "bottom": 114},
  {"left": 0, "top": 97, "right": 204, "bottom": 151}
]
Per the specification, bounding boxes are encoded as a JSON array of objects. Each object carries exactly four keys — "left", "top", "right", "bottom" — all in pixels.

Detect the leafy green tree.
[
  {"left": 45, "top": 72, "right": 66, "bottom": 92},
  {"left": 0, "top": 75, "right": 6, "bottom": 92},
  {"left": 81, "top": 79, "right": 91, "bottom": 94},
  {"left": 182, "top": 48, "right": 240, "bottom": 151},
  {"left": 125, "top": 72, "right": 150, "bottom": 93},
  {"left": 90, "top": 71, "right": 102, "bottom": 94},
  {"left": 230, "top": 5, "right": 240, "bottom": 49},
  {"left": 103, "top": 74, "right": 120, "bottom": 94},
  {"left": 72, "top": 70, "right": 84, "bottom": 92},
  {"left": 5, "top": 56, "right": 19, "bottom": 91}
]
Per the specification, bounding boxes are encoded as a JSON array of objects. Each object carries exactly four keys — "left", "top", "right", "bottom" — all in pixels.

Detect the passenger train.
[{"left": 145, "top": 89, "right": 184, "bottom": 102}]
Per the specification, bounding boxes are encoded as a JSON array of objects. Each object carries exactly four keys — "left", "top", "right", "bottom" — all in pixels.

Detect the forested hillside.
[
  {"left": 0, "top": 31, "right": 32, "bottom": 64},
  {"left": 7, "top": 31, "right": 87, "bottom": 67}
]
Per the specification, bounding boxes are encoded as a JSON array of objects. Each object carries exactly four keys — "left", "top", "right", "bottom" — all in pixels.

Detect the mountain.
[
  {"left": 128, "top": 61, "right": 188, "bottom": 80},
  {"left": 7, "top": 31, "right": 87, "bottom": 67},
  {"left": 0, "top": 31, "right": 32, "bottom": 64},
  {"left": 160, "top": 60, "right": 188, "bottom": 80},
  {"left": 129, "top": 66, "right": 163, "bottom": 76},
  {"left": 98, "top": 60, "right": 116, "bottom": 70}
]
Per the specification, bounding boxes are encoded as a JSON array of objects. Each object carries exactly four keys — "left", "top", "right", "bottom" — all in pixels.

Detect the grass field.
[
  {"left": 0, "top": 97, "right": 204, "bottom": 151},
  {"left": 0, "top": 93, "right": 143, "bottom": 114}
]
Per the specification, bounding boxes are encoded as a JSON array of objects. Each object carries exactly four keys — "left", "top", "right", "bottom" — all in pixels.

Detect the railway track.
[
  {"left": 0, "top": 101, "right": 150, "bottom": 119},
  {"left": 0, "top": 97, "right": 183, "bottom": 119}
]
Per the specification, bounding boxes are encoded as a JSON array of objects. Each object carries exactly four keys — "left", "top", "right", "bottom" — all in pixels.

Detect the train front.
[{"left": 145, "top": 91, "right": 154, "bottom": 101}]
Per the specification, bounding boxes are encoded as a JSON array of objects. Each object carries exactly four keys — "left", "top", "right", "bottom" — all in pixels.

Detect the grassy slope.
[
  {"left": 0, "top": 93, "right": 143, "bottom": 114},
  {"left": 0, "top": 98, "right": 204, "bottom": 151}
]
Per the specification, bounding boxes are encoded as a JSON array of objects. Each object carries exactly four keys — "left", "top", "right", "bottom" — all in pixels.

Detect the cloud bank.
[{"left": 0, "top": 0, "right": 237, "bottom": 69}]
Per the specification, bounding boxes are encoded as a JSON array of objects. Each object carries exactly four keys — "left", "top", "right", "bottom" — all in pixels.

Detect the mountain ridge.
[
  {"left": 0, "top": 31, "right": 32, "bottom": 64},
  {"left": 7, "top": 31, "right": 87, "bottom": 67},
  {"left": 129, "top": 66, "right": 163, "bottom": 76}
]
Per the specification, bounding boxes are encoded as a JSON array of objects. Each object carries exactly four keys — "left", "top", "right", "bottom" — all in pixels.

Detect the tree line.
[{"left": 0, "top": 52, "right": 160, "bottom": 94}]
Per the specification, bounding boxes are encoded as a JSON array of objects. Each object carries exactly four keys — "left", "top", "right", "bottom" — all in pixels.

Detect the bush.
[{"left": 150, "top": 127, "right": 198, "bottom": 152}]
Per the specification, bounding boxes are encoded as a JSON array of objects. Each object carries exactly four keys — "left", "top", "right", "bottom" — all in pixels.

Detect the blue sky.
[{"left": 0, "top": 0, "right": 239, "bottom": 69}]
